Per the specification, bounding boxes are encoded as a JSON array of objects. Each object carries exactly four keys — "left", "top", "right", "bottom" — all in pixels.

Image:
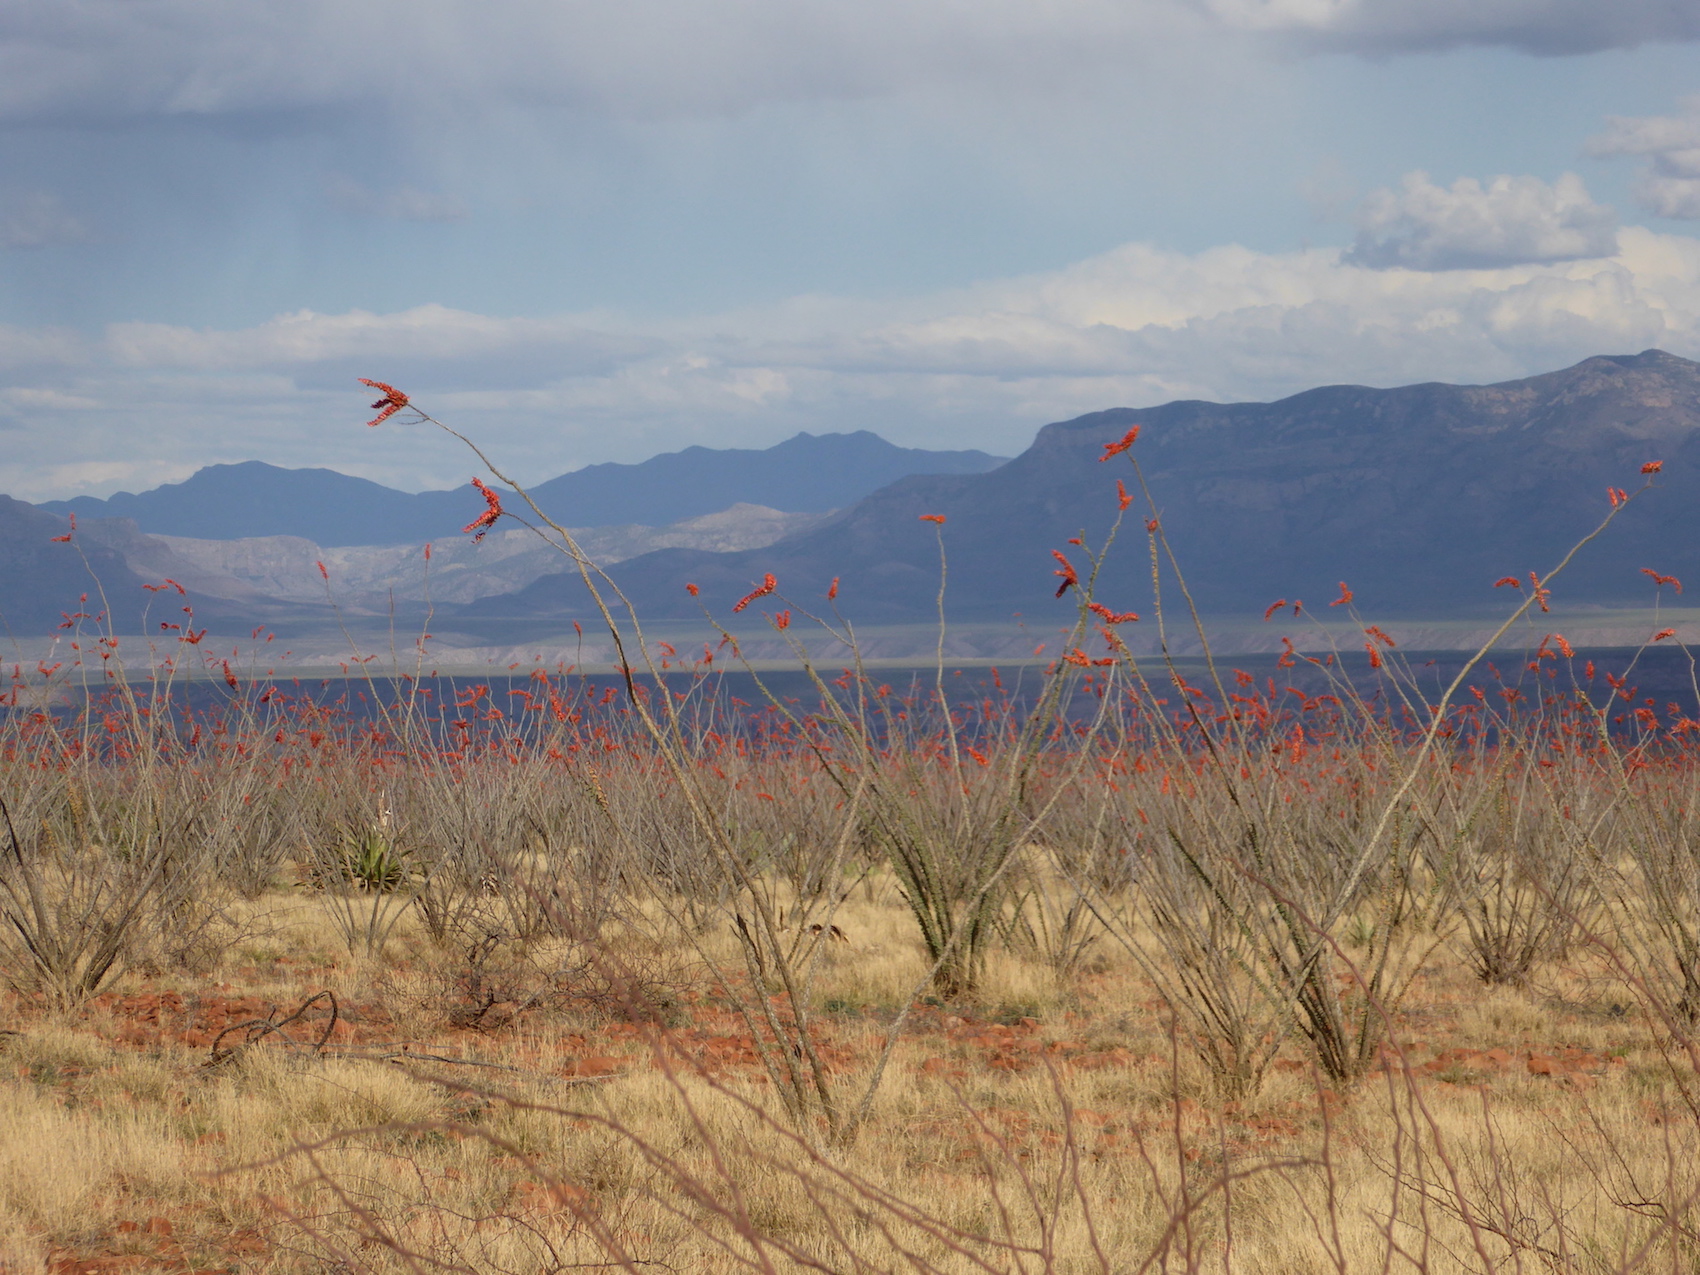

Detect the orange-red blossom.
[
  {"left": 1643, "top": 460, "right": 1664, "bottom": 474},
  {"left": 1654, "top": 628, "right": 1678, "bottom": 642},
  {"left": 1052, "top": 550, "right": 1079, "bottom": 598},
  {"left": 733, "top": 573, "right": 777, "bottom": 612},
  {"left": 1062, "top": 647, "right": 1116, "bottom": 667},
  {"left": 1642, "top": 568, "right": 1683, "bottom": 594},
  {"left": 463, "top": 478, "right": 503, "bottom": 541},
  {"left": 919, "top": 513, "right": 946, "bottom": 524},
  {"left": 1099, "top": 426, "right": 1140, "bottom": 462},
  {"left": 359, "top": 379, "right": 410, "bottom": 427},
  {"left": 1329, "top": 582, "right": 1353, "bottom": 607}
]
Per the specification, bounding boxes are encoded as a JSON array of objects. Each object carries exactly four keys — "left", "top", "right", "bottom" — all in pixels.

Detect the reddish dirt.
[{"left": 84, "top": 988, "right": 390, "bottom": 1052}]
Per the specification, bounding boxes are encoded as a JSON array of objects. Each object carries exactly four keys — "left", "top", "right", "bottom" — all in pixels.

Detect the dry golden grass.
[{"left": 0, "top": 869, "right": 1693, "bottom": 1274}]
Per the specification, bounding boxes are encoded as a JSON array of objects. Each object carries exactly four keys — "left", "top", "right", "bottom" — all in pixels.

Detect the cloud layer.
[
  {"left": 2, "top": 208, "right": 1696, "bottom": 500},
  {"left": 1590, "top": 99, "right": 1700, "bottom": 219},
  {"left": 0, "top": 0, "right": 1694, "bottom": 133},
  {"left": 1345, "top": 172, "right": 1617, "bottom": 270},
  {"left": 1202, "top": 0, "right": 1700, "bottom": 54}
]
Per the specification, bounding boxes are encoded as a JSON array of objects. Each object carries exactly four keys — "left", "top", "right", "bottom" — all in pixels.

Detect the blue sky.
[{"left": 4, "top": 0, "right": 1700, "bottom": 499}]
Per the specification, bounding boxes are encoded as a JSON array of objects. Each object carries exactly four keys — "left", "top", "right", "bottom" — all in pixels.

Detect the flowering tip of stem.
[
  {"left": 1493, "top": 576, "right": 1521, "bottom": 589},
  {"left": 359, "top": 378, "right": 410, "bottom": 427},
  {"left": 1099, "top": 426, "right": 1140, "bottom": 461},
  {"left": 826, "top": 576, "right": 839, "bottom": 601},
  {"left": 918, "top": 513, "right": 946, "bottom": 524},
  {"left": 685, "top": 582, "right": 700, "bottom": 596},
  {"left": 1654, "top": 628, "right": 1678, "bottom": 642},
  {"left": 1050, "top": 549, "right": 1079, "bottom": 598},
  {"left": 463, "top": 477, "right": 504, "bottom": 541},
  {"left": 1328, "top": 582, "right": 1354, "bottom": 607},
  {"left": 1643, "top": 460, "right": 1664, "bottom": 474},
  {"left": 732, "top": 573, "right": 777, "bottom": 613},
  {"left": 1641, "top": 567, "right": 1683, "bottom": 593}
]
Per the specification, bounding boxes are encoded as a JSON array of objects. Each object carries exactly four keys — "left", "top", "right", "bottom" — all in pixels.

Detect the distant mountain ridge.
[
  {"left": 11, "top": 352, "right": 1700, "bottom": 639},
  {"left": 476, "top": 349, "right": 1700, "bottom": 624},
  {"left": 39, "top": 431, "right": 1009, "bottom": 546}
]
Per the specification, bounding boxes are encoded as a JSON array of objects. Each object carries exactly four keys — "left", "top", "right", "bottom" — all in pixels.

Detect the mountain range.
[
  {"left": 41, "top": 431, "right": 1007, "bottom": 546},
  {"left": 8, "top": 350, "right": 1700, "bottom": 642},
  {"left": 480, "top": 349, "right": 1700, "bottom": 625}
]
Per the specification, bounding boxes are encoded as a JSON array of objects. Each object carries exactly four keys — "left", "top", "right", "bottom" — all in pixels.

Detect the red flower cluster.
[
  {"left": 1329, "top": 582, "right": 1353, "bottom": 608},
  {"left": 918, "top": 513, "right": 946, "bottom": 524},
  {"left": 733, "top": 573, "right": 777, "bottom": 613},
  {"left": 1051, "top": 550, "right": 1078, "bottom": 598},
  {"left": 1062, "top": 647, "right": 1116, "bottom": 667},
  {"left": 49, "top": 513, "right": 75, "bottom": 543},
  {"left": 685, "top": 582, "right": 700, "bottom": 596},
  {"left": 1116, "top": 479, "right": 1132, "bottom": 511},
  {"left": 1089, "top": 602, "right": 1138, "bottom": 623},
  {"left": 1642, "top": 567, "right": 1683, "bottom": 594},
  {"left": 359, "top": 378, "right": 410, "bottom": 427},
  {"left": 1099, "top": 426, "right": 1140, "bottom": 462},
  {"left": 1529, "top": 571, "right": 1551, "bottom": 612},
  {"left": 1608, "top": 486, "right": 1629, "bottom": 508},
  {"left": 827, "top": 577, "right": 840, "bottom": 601},
  {"left": 463, "top": 478, "right": 503, "bottom": 541},
  {"left": 1643, "top": 460, "right": 1665, "bottom": 474}
]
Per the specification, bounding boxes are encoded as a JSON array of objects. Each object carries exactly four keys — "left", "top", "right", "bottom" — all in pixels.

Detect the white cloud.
[
  {"left": 0, "top": 190, "right": 90, "bottom": 247},
  {"left": 3, "top": 224, "right": 1700, "bottom": 498},
  {"left": 1343, "top": 172, "right": 1617, "bottom": 271},
  {"left": 1589, "top": 99, "right": 1700, "bottom": 219},
  {"left": 1200, "top": 0, "right": 1700, "bottom": 54}
]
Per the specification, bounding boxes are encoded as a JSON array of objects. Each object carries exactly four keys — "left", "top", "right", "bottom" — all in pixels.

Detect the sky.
[{"left": 5, "top": 0, "right": 1700, "bottom": 498}]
